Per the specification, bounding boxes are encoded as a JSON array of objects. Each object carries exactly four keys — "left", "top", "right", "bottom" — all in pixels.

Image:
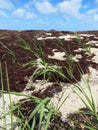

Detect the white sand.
[
  {"left": 37, "top": 36, "right": 56, "bottom": 40},
  {"left": 79, "top": 34, "right": 95, "bottom": 37},
  {"left": 48, "top": 51, "right": 66, "bottom": 60},
  {"left": 58, "top": 34, "right": 81, "bottom": 40}
]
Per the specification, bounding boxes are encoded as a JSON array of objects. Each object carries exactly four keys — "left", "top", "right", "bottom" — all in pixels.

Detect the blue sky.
[{"left": 0, "top": 0, "right": 98, "bottom": 31}]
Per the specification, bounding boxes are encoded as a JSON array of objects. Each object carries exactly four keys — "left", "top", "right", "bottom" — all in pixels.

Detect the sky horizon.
[{"left": 0, "top": 0, "right": 98, "bottom": 31}]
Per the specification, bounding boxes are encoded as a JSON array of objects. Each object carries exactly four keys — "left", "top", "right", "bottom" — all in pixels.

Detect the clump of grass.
[
  {"left": 74, "top": 32, "right": 82, "bottom": 44},
  {"left": 20, "top": 37, "right": 67, "bottom": 82},
  {"left": 72, "top": 64, "right": 98, "bottom": 129},
  {"left": 23, "top": 58, "right": 66, "bottom": 81},
  {"left": 75, "top": 67, "right": 98, "bottom": 118},
  {"left": 66, "top": 54, "right": 75, "bottom": 80},
  {"left": 55, "top": 38, "right": 75, "bottom": 81},
  {"left": 0, "top": 34, "right": 8, "bottom": 39},
  {"left": 0, "top": 90, "right": 56, "bottom": 130},
  {"left": 83, "top": 42, "right": 92, "bottom": 56},
  {"left": 31, "top": 38, "right": 45, "bottom": 60},
  {"left": 0, "top": 41, "right": 16, "bottom": 62},
  {"left": 66, "top": 107, "right": 98, "bottom": 130},
  {"left": 17, "top": 36, "right": 31, "bottom": 51},
  {"left": 74, "top": 32, "right": 92, "bottom": 56},
  {"left": 75, "top": 81, "right": 98, "bottom": 114},
  {"left": 17, "top": 36, "right": 46, "bottom": 62},
  {"left": 14, "top": 96, "right": 52, "bottom": 130},
  {"left": 0, "top": 63, "right": 7, "bottom": 129},
  {"left": 0, "top": 62, "right": 60, "bottom": 130}
]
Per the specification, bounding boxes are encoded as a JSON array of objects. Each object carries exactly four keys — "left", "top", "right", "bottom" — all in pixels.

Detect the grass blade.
[
  {"left": 44, "top": 109, "right": 53, "bottom": 130},
  {"left": 0, "top": 63, "right": 7, "bottom": 129},
  {"left": 24, "top": 97, "right": 50, "bottom": 128},
  {"left": 38, "top": 105, "right": 45, "bottom": 130}
]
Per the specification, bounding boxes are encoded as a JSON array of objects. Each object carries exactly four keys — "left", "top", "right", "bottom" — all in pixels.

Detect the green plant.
[
  {"left": 17, "top": 36, "right": 31, "bottom": 51},
  {"left": 0, "top": 63, "right": 7, "bottom": 129},
  {"left": 20, "top": 37, "right": 67, "bottom": 81},
  {"left": 0, "top": 41, "right": 16, "bottom": 62},
  {"left": 0, "top": 90, "right": 59, "bottom": 130},
  {"left": 0, "top": 34, "right": 8, "bottom": 39},
  {"left": 32, "top": 38, "right": 45, "bottom": 60},
  {"left": 72, "top": 64, "right": 98, "bottom": 129},
  {"left": 23, "top": 58, "right": 66, "bottom": 81},
  {"left": 56, "top": 88, "right": 69, "bottom": 112},
  {"left": 5, "top": 62, "right": 14, "bottom": 129},
  {"left": 75, "top": 76, "right": 98, "bottom": 118},
  {"left": 74, "top": 32, "right": 92, "bottom": 56},
  {"left": 55, "top": 38, "right": 75, "bottom": 80},
  {"left": 66, "top": 54, "right": 75, "bottom": 79},
  {"left": 83, "top": 43, "right": 92, "bottom": 56},
  {"left": 18, "top": 36, "right": 45, "bottom": 61},
  {"left": 84, "top": 124, "right": 98, "bottom": 130},
  {"left": 74, "top": 32, "right": 82, "bottom": 44},
  {"left": 0, "top": 62, "right": 58, "bottom": 130},
  {"left": 17, "top": 97, "right": 51, "bottom": 130}
]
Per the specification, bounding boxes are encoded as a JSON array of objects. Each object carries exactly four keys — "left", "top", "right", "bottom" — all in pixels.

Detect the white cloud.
[
  {"left": 33, "top": 0, "right": 84, "bottom": 18},
  {"left": 86, "top": 8, "right": 97, "bottom": 15},
  {"left": 57, "top": 0, "right": 82, "bottom": 18},
  {"left": 26, "top": 12, "right": 37, "bottom": 19},
  {"left": 94, "top": 14, "right": 98, "bottom": 21},
  {"left": 79, "top": 7, "right": 98, "bottom": 29},
  {"left": 82, "top": 5, "right": 90, "bottom": 9},
  {"left": 13, "top": 8, "right": 25, "bottom": 18},
  {"left": 96, "top": 0, "right": 98, "bottom": 3},
  {"left": 24, "top": 1, "right": 34, "bottom": 10},
  {"left": 85, "top": 8, "right": 98, "bottom": 22},
  {"left": 34, "top": 0, "right": 56, "bottom": 14},
  {"left": 0, "top": 0, "right": 15, "bottom": 10},
  {"left": 0, "top": 9, "right": 8, "bottom": 17},
  {"left": 36, "top": 18, "right": 49, "bottom": 25},
  {"left": 12, "top": 8, "right": 37, "bottom": 20},
  {"left": 33, "top": 0, "right": 98, "bottom": 22}
]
